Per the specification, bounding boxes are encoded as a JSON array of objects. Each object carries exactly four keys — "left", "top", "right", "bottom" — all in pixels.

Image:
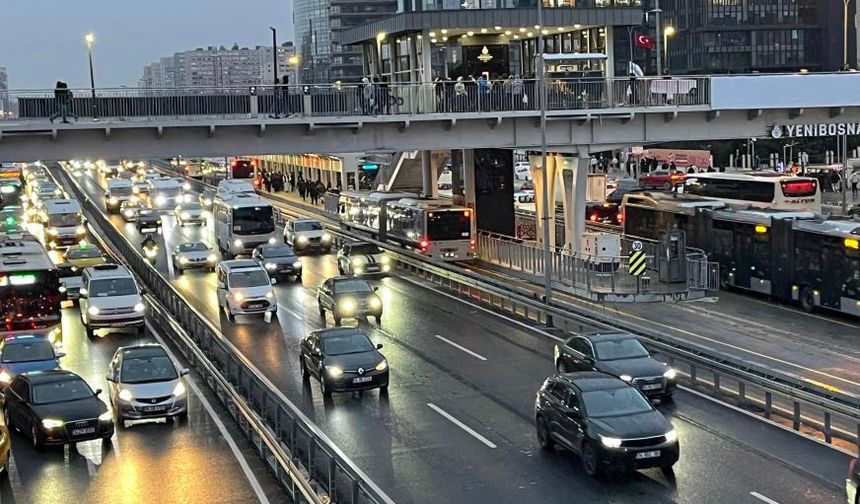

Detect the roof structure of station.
[{"left": 337, "top": 0, "right": 644, "bottom": 83}]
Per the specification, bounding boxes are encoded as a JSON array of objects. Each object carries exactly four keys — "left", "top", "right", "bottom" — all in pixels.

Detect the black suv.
[{"left": 534, "top": 372, "right": 679, "bottom": 479}]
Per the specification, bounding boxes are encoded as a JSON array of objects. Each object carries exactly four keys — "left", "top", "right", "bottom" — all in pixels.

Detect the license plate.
[
  {"left": 641, "top": 384, "right": 662, "bottom": 391},
  {"left": 142, "top": 405, "right": 167, "bottom": 412},
  {"left": 635, "top": 450, "right": 660, "bottom": 459},
  {"left": 71, "top": 427, "right": 96, "bottom": 436},
  {"left": 248, "top": 302, "right": 266, "bottom": 308},
  {"left": 353, "top": 376, "right": 372, "bottom": 384}
]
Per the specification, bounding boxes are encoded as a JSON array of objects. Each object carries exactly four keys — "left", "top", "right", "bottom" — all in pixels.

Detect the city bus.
[
  {"left": 229, "top": 158, "right": 257, "bottom": 179},
  {"left": 680, "top": 172, "right": 821, "bottom": 212},
  {"left": 0, "top": 236, "right": 62, "bottom": 346},
  {"left": 213, "top": 192, "right": 277, "bottom": 258}
]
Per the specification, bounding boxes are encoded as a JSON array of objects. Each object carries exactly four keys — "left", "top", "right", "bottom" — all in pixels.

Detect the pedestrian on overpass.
[{"left": 49, "top": 81, "right": 77, "bottom": 124}]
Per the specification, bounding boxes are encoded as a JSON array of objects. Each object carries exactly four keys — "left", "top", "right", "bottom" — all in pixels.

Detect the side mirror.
[
  {"left": 105, "top": 374, "right": 116, "bottom": 383},
  {"left": 180, "top": 368, "right": 190, "bottom": 376},
  {"left": 376, "top": 343, "right": 383, "bottom": 349},
  {"left": 55, "top": 352, "right": 66, "bottom": 359},
  {"left": 270, "top": 278, "right": 278, "bottom": 285},
  {"left": 94, "top": 388, "right": 102, "bottom": 395},
  {"left": 139, "top": 288, "right": 147, "bottom": 296},
  {"left": 79, "top": 287, "right": 88, "bottom": 297},
  {"left": 373, "top": 287, "right": 379, "bottom": 292}
]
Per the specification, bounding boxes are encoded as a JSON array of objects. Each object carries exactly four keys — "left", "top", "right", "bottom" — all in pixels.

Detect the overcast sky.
[{"left": 2, "top": 0, "right": 293, "bottom": 89}]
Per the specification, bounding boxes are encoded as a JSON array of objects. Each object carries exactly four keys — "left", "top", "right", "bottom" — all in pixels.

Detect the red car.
[{"left": 639, "top": 170, "right": 686, "bottom": 190}]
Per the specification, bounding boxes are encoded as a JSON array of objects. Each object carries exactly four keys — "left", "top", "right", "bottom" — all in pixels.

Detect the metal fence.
[
  {"left": 2, "top": 76, "right": 710, "bottom": 122},
  {"left": 55, "top": 166, "right": 393, "bottom": 504}
]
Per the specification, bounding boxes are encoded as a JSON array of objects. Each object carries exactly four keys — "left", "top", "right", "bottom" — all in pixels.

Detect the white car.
[
  {"left": 79, "top": 264, "right": 146, "bottom": 338},
  {"left": 284, "top": 218, "right": 332, "bottom": 254},
  {"left": 336, "top": 242, "right": 391, "bottom": 277},
  {"left": 216, "top": 260, "right": 277, "bottom": 322},
  {"left": 174, "top": 202, "right": 205, "bottom": 226},
  {"left": 172, "top": 242, "right": 217, "bottom": 274},
  {"left": 514, "top": 161, "right": 531, "bottom": 181}
]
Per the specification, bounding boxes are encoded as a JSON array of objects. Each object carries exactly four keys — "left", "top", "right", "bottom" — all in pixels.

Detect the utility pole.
[
  {"left": 537, "top": 0, "right": 552, "bottom": 307},
  {"left": 270, "top": 27, "right": 278, "bottom": 87},
  {"left": 653, "top": 0, "right": 663, "bottom": 76}
]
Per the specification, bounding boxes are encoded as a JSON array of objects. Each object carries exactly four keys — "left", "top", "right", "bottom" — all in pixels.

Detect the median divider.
[{"left": 55, "top": 164, "right": 395, "bottom": 504}]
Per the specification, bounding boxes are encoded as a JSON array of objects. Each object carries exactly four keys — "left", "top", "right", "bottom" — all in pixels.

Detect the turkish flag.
[{"left": 635, "top": 32, "right": 655, "bottom": 50}]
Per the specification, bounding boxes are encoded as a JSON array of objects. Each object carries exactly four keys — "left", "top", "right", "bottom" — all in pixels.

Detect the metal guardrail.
[
  {"left": 161, "top": 164, "right": 860, "bottom": 452},
  {"left": 2, "top": 76, "right": 710, "bottom": 122},
  {"left": 54, "top": 165, "right": 394, "bottom": 504}
]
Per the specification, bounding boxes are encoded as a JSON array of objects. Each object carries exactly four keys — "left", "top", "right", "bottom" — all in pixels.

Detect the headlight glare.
[
  {"left": 88, "top": 306, "right": 100, "bottom": 316},
  {"left": 118, "top": 389, "right": 133, "bottom": 402},
  {"left": 297, "top": 235, "right": 309, "bottom": 244},
  {"left": 42, "top": 418, "right": 64, "bottom": 429},
  {"left": 375, "top": 360, "right": 387, "bottom": 371},
  {"left": 0, "top": 371, "right": 12, "bottom": 384},
  {"left": 351, "top": 258, "right": 362, "bottom": 266},
  {"left": 619, "top": 374, "right": 633, "bottom": 382},
  {"left": 76, "top": 226, "right": 87, "bottom": 235},
  {"left": 339, "top": 298, "right": 356, "bottom": 313},
  {"left": 293, "top": 261, "right": 302, "bottom": 268},
  {"left": 369, "top": 297, "right": 381, "bottom": 309},
  {"left": 326, "top": 366, "right": 344, "bottom": 377},
  {"left": 179, "top": 257, "right": 189, "bottom": 264},
  {"left": 98, "top": 411, "right": 113, "bottom": 422},
  {"left": 663, "top": 368, "right": 677, "bottom": 380},
  {"left": 265, "top": 262, "right": 277, "bottom": 270},
  {"left": 265, "top": 291, "right": 274, "bottom": 299},
  {"left": 173, "top": 381, "right": 186, "bottom": 396},
  {"left": 207, "top": 254, "right": 217, "bottom": 263},
  {"left": 134, "top": 302, "right": 145, "bottom": 313},
  {"left": 599, "top": 435, "right": 622, "bottom": 448},
  {"left": 664, "top": 429, "right": 678, "bottom": 443},
  {"left": 233, "top": 239, "right": 243, "bottom": 248},
  {"left": 380, "top": 255, "right": 391, "bottom": 265}
]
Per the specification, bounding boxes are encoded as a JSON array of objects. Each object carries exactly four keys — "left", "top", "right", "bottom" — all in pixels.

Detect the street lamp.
[
  {"left": 844, "top": 0, "right": 851, "bottom": 69},
  {"left": 536, "top": 0, "right": 552, "bottom": 306},
  {"left": 650, "top": 0, "right": 664, "bottom": 76},
  {"left": 85, "top": 32, "right": 97, "bottom": 118},
  {"left": 288, "top": 55, "right": 301, "bottom": 85},
  {"left": 663, "top": 26, "right": 676, "bottom": 72}
]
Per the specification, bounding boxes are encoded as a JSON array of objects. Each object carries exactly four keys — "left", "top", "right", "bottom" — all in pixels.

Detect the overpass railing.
[{"left": 1, "top": 76, "right": 710, "bottom": 122}]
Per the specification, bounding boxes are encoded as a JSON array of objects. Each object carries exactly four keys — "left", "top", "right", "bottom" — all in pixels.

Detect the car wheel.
[
  {"left": 320, "top": 375, "right": 332, "bottom": 397},
  {"left": 556, "top": 361, "right": 568, "bottom": 374},
  {"left": 375, "top": 315, "right": 381, "bottom": 325},
  {"left": 581, "top": 442, "right": 601, "bottom": 478},
  {"left": 536, "top": 415, "right": 554, "bottom": 450},
  {"left": 660, "top": 465, "right": 675, "bottom": 478},
  {"left": 225, "top": 305, "right": 235, "bottom": 322},
  {"left": 209, "top": 267, "right": 216, "bottom": 273},
  {"left": 295, "top": 274, "right": 302, "bottom": 282},
  {"left": 318, "top": 304, "right": 325, "bottom": 319},
  {"left": 86, "top": 326, "right": 97, "bottom": 338},
  {"left": 31, "top": 425, "right": 42, "bottom": 451},
  {"left": 334, "top": 315, "right": 342, "bottom": 327},
  {"left": 661, "top": 182, "right": 671, "bottom": 190},
  {"left": 338, "top": 265, "right": 344, "bottom": 276},
  {"left": 799, "top": 286, "right": 815, "bottom": 313},
  {"left": 379, "top": 383, "right": 388, "bottom": 394}
]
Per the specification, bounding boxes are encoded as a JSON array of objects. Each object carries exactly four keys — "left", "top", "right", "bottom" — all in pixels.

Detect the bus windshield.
[
  {"left": 233, "top": 206, "right": 274, "bottom": 235},
  {"left": 109, "top": 186, "right": 133, "bottom": 197},
  {"left": 0, "top": 270, "right": 61, "bottom": 329},
  {"left": 47, "top": 213, "right": 81, "bottom": 228},
  {"left": 428, "top": 210, "right": 471, "bottom": 241}
]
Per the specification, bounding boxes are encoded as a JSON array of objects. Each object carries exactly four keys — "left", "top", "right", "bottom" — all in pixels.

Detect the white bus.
[
  {"left": 41, "top": 199, "right": 86, "bottom": 248},
  {"left": 680, "top": 172, "right": 821, "bottom": 212},
  {"left": 386, "top": 197, "right": 475, "bottom": 261},
  {"left": 213, "top": 193, "right": 277, "bottom": 259}
]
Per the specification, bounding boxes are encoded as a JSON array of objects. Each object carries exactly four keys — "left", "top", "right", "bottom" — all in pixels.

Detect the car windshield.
[
  {"left": 229, "top": 270, "right": 270, "bottom": 288},
  {"left": 332, "top": 279, "right": 372, "bottom": 294},
  {"left": 32, "top": 378, "right": 93, "bottom": 404},
  {"left": 139, "top": 210, "right": 156, "bottom": 217},
  {"left": 89, "top": 278, "right": 138, "bottom": 297},
  {"left": 67, "top": 248, "right": 102, "bottom": 259},
  {"left": 581, "top": 387, "right": 653, "bottom": 418},
  {"left": 349, "top": 244, "right": 380, "bottom": 255},
  {"left": 178, "top": 242, "right": 208, "bottom": 252},
  {"left": 121, "top": 355, "right": 178, "bottom": 384},
  {"left": 294, "top": 221, "right": 323, "bottom": 232},
  {"left": 262, "top": 245, "right": 294, "bottom": 258},
  {"left": 2, "top": 340, "right": 54, "bottom": 363},
  {"left": 179, "top": 203, "right": 202, "bottom": 211},
  {"left": 322, "top": 332, "right": 375, "bottom": 356},
  {"left": 594, "top": 338, "right": 650, "bottom": 360}
]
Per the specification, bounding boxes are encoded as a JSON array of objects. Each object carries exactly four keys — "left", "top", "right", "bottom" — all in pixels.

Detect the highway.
[
  {"left": 1, "top": 304, "right": 284, "bottom": 504},
  {"left": 65, "top": 165, "right": 852, "bottom": 504}
]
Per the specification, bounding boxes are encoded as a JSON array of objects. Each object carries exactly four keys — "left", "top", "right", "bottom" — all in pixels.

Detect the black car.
[
  {"left": 252, "top": 244, "right": 302, "bottom": 281},
  {"left": 535, "top": 372, "right": 679, "bottom": 479},
  {"left": 585, "top": 186, "right": 647, "bottom": 226},
  {"left": 317, "top": 277, "right": 383, "bottom": 326},
  {"left": 135, "top": 209, "right": 162, "bottom": 233},
  {"left": 299, "top": 327, "right": 389, "bottom": 397},
  {"left": 848, "top": 456, "right": 858, "bottom": 504},
  {"left": 3, "top": 370, "right": 114, "bottom": 449},
  {"left": 554, "top": 332, "right": 676, "bottom": 400}
]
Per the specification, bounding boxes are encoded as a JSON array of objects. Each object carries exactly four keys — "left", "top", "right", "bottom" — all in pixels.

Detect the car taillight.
[
  {"left": 781, "top": 180, "right": 817, "bottom": 197},
  {"left": 589, "top": 213, "right": 599, "bottom": 222},
  {"left": 419, "top": 239, "right": 430, "bottom": 250},
  {"left": 616, "top": 211, "right": 624, "bottom": 224},
  {"left": 231, "top": 160, "right": 238, "bottom": 167},
  {"left": 470, "top": 239, "right": 476, "bottom": 249}
]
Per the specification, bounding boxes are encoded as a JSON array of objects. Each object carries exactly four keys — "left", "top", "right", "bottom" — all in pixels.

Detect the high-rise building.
[
  {"left": 139, "top": 43, "right": 297, "bottom": 89},
  {"left": 661, "top": 0, "right": 858, "bottom": 74},
  {"left": 0, "top": 67, "right": 8, "bottom": 114},
  {"left": 295, "top": 0, "right": 397, "bottom": 83}
]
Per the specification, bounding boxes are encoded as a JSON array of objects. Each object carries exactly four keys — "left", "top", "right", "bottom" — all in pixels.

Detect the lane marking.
[
  {"left": 426, "top": 403, "right": 497, "bottom": 449},
  {"left": 750, "top": 492, "right": 782, "bottom": 504},
  {"left": 433, "top": 334, "right": 487, "bottom": 361},
  {"left": 147, "top": 321, "right": 271, "bottom": 504}
]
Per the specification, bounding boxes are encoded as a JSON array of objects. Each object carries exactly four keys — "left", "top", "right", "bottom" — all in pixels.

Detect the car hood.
[
  {"left": 180, "top": 209, "right": 203, "bottom": 217},
  {"left": 597, "top": 357, "right": 668, "bottom": 379},
  {"left": 121, "top": 379, "right": 179, "bottom": 398},
  {"left": 177, "top": 250, "right": 211, "bottom": 260},
  {"left": 139, "top": 215, "right": 161, "bottom": 223},
  {"left": 2, "top": 359, "right": 60, "bottom": 375},
  {"left": 333, "top": 291, "right": 376, "bottom": 302},
  {"left": 263, "top": 256, "right": 298, "bottom": 265},
  {"left": 90, "top": 294, "right": 141, "bottom": 309},
  {"left": 295, "top": 229, "right": 326, "bottom": 239},
  {"left": 232, "top": 285, "right": 272, "bottom": 298},
  {"left": 588, "top": 410, "right": 672, "bottom": 439},
  {"left": 324, "top": 350, "right": 384, "bottom": 370},
  {"left": 32, "top": 396, "right": 108, "bottom": 422}
]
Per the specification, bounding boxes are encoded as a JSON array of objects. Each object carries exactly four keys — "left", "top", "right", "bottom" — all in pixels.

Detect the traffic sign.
[
  {"left": 628, "top": 250, "right": 647, "bottom": 277},
  {"left": 631, "top": 240, "right": 643, "bottom": 252}
]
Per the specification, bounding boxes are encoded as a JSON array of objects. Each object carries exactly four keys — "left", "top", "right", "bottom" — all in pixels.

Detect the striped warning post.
[{"left": 628, "top": 250, "right": 647, "bottom": 277}]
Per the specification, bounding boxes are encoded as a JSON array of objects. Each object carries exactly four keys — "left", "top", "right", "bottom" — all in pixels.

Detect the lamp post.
[
  {"left": 85, "top": 32, "right": 97, "bottom": 118},
  {"left": 269, "top": 27, "right": 279, "bottom": 87},
  {"left": 288, "top": 55, "right": 301, "bottom": 85},
  {"left": 536, "top": 0, "right": 552, "bottom": 307},
  {"left": 663, "top": 25, "right": 675, "bottom": 72},
  {"left": 651, "top": 0, "right": 664, "bottom": 76},
  {"left": 844, "top": 0, "right": 851, "bottom": 69}
]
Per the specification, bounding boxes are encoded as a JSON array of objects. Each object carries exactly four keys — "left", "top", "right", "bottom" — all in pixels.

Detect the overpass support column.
[
  {"left": 421, "top": 150, "right": 438, "bottom": 197},
  {"left": 560, "top": 148, "right": 591, "bottom": 253},
  {"left": 530, "top": 153, "right": 558, "bottom": 249},
  {"left": 463, "top": 149, "right": 475, "bottom": 209},
  {"left": 450, "top": 149, "right": 464, "bottom": 205}
]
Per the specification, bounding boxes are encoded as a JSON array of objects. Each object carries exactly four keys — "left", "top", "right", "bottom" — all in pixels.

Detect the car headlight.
[
  {"left": 134, "top": 302, "right": 145, "bottom": 313},
  {"left": 233, "top": 292, "right": 244, "bottom": 302},
  {"left": 351, "top": 257, "right": 363, "bottom": 266},
  {"left": 155, "top": 195, "right": 166, "bottom": 205},
  {"left": 375, "top": 360, "right": 388, "bottom": 371},
  {"left": 339, "top": 298, "right": 356, "bottom": 313},
  {"left": 207, "top": 254, "right": 217, "bottom": 263},
  {"left": 297, "top": 235, "right": 308, "bottom": 244},
  {"left": 124, "top": 210, "right": 134, "bottom": 217},
  {"left": 118, "top": 389, "right": 133, "bottom": 402},
  {"left": 76, "top": 226, "right": 87, "bottom": 235},
  {"left": 268, "top": 237, "right": 277, "bottom": 245},
  {"left": 179, "top": 256, "right": 189, "bottom": 264},
  {"left": 265, "top": 262, "right": 277, "bottom": 270},
  {"left": 326, "top": 366, "right": 344, "bottom": 377},
  {"left": 59, "top": 285, "right": 67, "bottom": 293},
  {"left": 619, "top": 374, "right": 633, "bottom": 382},
  {"left": 233, "top": 239, "right": 243, "bottom": 248},
  {"left": 265, "top": 291, "right": 274, "bottom": 299},
  {"left": 202, "top": 198, "right": 211, "bottom": 206},
  {"left": 664, "top": 429, "right": 677, "bottom": 443},
  {"left": 183, "top": 183, "right": 191, "bottom": 191},
  {"left": 599, "top": 435, "right": 622, "bottom": 448},
  {"left": 293, "top": 261, "right": 302, "bottom": 268},
  {"left": 369, "top": 297, "right": 381, "bottom": 309},
  {"left": 88, "top": 306, "right": 100, "bottom": 316},
  {"left": 321, "top": 232, "right": 332, "bottom": 242},
  {"left": 173, "top": 381, "right": 186, "bottom": 397},
  {"left": 47, "top": 228, "right": 58, "bottom": 235},
  {"left": 180, "top": 212, "right": 190, "bottom": 220},
  {"left": 98, "top": 411, "right": 113, "bottom": 422},
  {"left": 663, "top": 368, "right": 677, "bottom": 380},
  {"left": 380, "top": 255, "right": 391, "bottom": 265},
  {"left": 0, "top": 370, "right": 12, "bottom": 384},
  {"left": 109, "top": 197, "right": 118, "bottom": 204},
  {"left": 42, "top": 418, "right": 64, "bottom": 429}
]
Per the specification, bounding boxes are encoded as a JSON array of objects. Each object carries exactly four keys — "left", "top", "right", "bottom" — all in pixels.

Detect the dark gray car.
[
  {"left": 299, "top": 327, "right": 389, "bottom": 397},
  {"left": 317, "top": 277, "right": 382, "bottom": 326},
  {"left": 252, "top": 244, "right": 302, "bottom": 281}
]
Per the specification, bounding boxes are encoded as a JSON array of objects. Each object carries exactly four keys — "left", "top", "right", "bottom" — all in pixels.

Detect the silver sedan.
[
  {"left": 106, "top": 344, "right": 189, "bottom": 426},
  {"left": 172, "top": 242, "right": 218, "bottom": 274}
]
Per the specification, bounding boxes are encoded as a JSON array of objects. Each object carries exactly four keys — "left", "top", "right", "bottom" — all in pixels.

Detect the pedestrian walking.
[
  {"left": 49, "top": 81, "right": 77, "bottom": 124},
  {"left": 454, "top": 77, "right": 467, "bottom": 112},
  {"left": 298, "top": 178, "right": 307, "bottom": 201},
  {"left": 850, "top": 169, "right": 860, "bottom": 197}
]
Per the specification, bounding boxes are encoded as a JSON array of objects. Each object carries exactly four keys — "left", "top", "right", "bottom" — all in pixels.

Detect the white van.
[
  {"left": 216, "top": 259, "right": 277, "bottom": 322},
  {"left": 105, "top": 178, "right": 134, "bottom": 214},
  {"left": 42, "top": 199, "right": 86, "bottom": 248}
]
